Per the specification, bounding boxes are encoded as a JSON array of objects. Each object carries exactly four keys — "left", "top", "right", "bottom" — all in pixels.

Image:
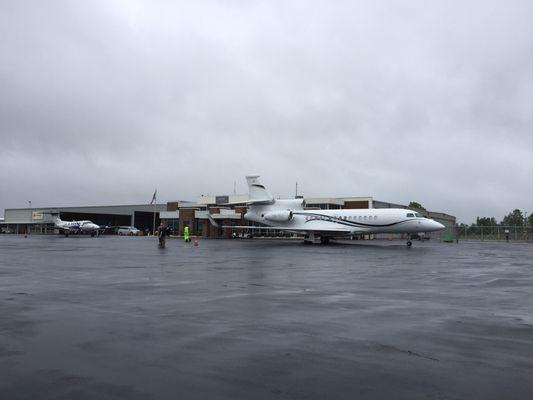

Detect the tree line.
[
  {"left": 473, "top": 209, "right": 532, "bottom": 227},
  {"left": 407, "top": 202, "right": 531, "bottom": 227}
]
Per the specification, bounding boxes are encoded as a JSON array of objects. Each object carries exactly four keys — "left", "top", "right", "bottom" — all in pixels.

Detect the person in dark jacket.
[{"left": 157, "top": 223, "right": 168, "bottom": 247}]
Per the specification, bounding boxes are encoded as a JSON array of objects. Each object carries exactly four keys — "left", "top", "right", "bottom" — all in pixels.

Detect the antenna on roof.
[
  {"left": 295, "top": 181, "right": 304, "bottom": 199},
  {"left": 233, "top": 180, "right": 236, "bottom": 195}
]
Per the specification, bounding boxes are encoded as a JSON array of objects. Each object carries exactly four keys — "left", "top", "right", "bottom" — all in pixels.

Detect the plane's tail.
[{"left": 246, "top": 176, "right": 275, "bottom": 204}]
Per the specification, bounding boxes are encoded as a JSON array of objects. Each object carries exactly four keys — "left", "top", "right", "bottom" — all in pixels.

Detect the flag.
[{"left": 150, "top": 189, "right": 157, "bottom": 205}]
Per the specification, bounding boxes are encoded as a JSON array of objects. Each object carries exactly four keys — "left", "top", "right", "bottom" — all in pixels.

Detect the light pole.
[
  {"left": 27, "top": 201, "right": 32, "bottom": 236},
  {"left": 524, "top": 211, "right": 528, "bottom": 240}
]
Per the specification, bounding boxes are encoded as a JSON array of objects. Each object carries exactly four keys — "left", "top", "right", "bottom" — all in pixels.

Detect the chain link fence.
[{"left": 456, "top": 226, "right": 533, "bottom": 241}]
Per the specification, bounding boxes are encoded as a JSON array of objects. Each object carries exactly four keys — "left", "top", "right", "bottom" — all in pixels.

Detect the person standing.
[
  {"left": 184, "top": 225, "right": 191, "bottom": 243},
  {"left": 157, "top": 223, "right": 168, "bottom": 248}
]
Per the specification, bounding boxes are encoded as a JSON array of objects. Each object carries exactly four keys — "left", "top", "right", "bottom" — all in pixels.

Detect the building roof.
[{"left": 3, "top": 204, "right": 167, "bottom": 224}]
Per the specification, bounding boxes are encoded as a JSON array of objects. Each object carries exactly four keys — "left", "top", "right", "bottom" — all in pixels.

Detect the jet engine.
[{"left": 263, "top": 210, "right": 293, "bottom": 222}]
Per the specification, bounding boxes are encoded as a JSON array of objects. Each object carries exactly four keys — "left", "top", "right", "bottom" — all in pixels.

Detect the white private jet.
[
  {"left": 224, "top": 176, "right": 445, "bottom": 246},
  {"left": 52, "top": 215, "right": 100, "bottom": 237}
]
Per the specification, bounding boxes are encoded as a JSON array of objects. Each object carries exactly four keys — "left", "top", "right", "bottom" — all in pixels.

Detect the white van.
[{"left": 117, "top": 226, "right": 140, "bottom": 236}]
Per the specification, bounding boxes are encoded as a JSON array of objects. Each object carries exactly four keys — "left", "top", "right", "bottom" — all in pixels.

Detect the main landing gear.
[
  {"left": 303, "top": 234, "right": 332, "bottom": 245},
  {"left": 320, "top": 237, "right": 330, "bottom": 245},
  {"left": 303, "top": 233, "right": 315, "bottom": 244}
]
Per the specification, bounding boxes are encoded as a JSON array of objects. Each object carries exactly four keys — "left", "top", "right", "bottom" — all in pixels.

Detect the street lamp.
[{"left": 524, "top": 211, "right": 528, "bottom": 241}]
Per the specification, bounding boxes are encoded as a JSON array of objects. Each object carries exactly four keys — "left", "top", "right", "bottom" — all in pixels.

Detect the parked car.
[{"left": 117, "top": 226, "right": 140, "bottom": 236}]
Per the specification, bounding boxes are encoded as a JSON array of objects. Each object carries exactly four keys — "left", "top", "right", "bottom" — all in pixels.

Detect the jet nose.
[{"left": 429, "top": 220, "right": 445, "bottom": 231}]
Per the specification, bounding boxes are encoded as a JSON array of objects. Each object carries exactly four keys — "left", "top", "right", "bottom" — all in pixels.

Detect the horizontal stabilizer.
[{"left": 207, "top": 214, "right": 220, "bottom": 228}]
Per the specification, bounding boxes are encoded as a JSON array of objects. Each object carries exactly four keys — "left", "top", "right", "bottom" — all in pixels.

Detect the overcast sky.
[{"left": 1, "top": 0, "right": 532, "bottom": 223}]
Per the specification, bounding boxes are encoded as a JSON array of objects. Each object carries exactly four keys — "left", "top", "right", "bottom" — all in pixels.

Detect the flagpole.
[{"left": 152, "top": 189, "right": 157, "bottom": 235}]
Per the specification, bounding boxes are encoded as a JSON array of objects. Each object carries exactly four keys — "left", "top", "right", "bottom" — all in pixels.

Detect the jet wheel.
[{"left": 406, "top": 241, "right": 412, "bottom": 247}]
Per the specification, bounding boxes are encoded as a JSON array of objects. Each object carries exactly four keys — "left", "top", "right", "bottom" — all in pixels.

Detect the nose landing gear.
[{"left": 406, "top": 240, "right": 412, "bottom": 247}]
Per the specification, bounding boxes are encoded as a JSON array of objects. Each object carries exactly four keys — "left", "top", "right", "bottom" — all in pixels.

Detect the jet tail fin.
[{"left": 246, "top": 176, "right": 275, "bottom": 204}]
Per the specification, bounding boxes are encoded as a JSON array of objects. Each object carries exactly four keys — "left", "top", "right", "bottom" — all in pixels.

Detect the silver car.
[{"left": 117, "top": 226, "right": 140, "bottom": 236}]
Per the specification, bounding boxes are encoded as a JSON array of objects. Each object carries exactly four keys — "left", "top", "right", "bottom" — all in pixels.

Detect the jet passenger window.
[{"left": 406, "top": 213, "right": 415, "bottom": 217}]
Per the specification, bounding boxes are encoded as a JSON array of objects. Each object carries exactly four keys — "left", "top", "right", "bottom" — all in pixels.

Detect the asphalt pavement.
[{"left": 1, "top": 235, "right": 533, "bottom": 399}]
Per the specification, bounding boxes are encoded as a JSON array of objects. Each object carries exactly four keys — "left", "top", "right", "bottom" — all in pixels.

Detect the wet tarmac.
[{"left": 1, "top": 235, "right": 533, "bottom": 399}]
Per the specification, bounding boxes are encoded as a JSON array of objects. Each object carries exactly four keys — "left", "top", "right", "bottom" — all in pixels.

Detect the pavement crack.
[{"left": 372, "top": 342, "right": 440, "bottom": 362}]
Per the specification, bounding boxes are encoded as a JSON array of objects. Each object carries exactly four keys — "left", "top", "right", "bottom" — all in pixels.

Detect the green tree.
[
  {"left": 408, "top": 201, "right": 426, "bottom": 210},
  {"left": 528, "top": 213, "right": 533, "bottom": 226},
  {"left": 501, "top": 209, "right": 524, "bottom": 227},
  {"left": 476, "top": 217, "right": 497, "bottom": 227}
]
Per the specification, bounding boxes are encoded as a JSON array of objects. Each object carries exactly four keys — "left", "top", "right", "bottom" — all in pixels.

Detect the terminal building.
[{"left": 2, "top": 193, "right": 456, "bottom": 240}]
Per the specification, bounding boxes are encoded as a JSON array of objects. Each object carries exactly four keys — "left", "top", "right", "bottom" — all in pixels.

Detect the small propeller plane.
[
  {"left": 224, "top": 176, "right": 445, "bottom": 246},
  {"left": 52, "top": 215, "right": 101, "bottom": 237}
]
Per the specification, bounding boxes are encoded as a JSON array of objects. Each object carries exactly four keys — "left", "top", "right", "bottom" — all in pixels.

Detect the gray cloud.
[{"left": 1, "top": 0, "right": 532, "bottom": 222}]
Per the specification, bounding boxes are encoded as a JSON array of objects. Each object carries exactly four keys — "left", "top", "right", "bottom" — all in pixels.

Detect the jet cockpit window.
[
  {"left": 406, "top": 213, "right": 415, "bottom": 217},
  {"left": 415, "top": 213, "right": 422, "bottom": 217}
]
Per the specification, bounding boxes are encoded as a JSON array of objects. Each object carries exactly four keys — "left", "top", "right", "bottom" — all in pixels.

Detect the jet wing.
[{"left": 222, "top": 225, "right": 352, "bottom": 236}]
